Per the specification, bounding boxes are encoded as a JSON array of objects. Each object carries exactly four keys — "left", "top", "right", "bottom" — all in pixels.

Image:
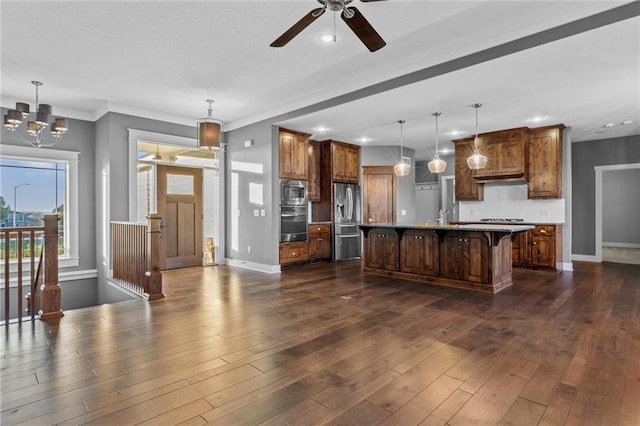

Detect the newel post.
[
  {"left": 145, "top": 214, "right": 164, "bottom": 300},
  {"left": 40, "top": 214, "right": 64, "bottom": 320}
]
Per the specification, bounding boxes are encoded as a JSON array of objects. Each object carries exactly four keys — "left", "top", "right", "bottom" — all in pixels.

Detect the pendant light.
[
  {"left": 152, "top": 145, "right": 162, "bottom": 162},
  {"left": 197, "top": 99, "right": 222, "bottom": 151},
  {"left": 394, "top": 119, "right": 411, "bottom": 176},
  {"left": 427, "top": 112, "right": 446, "bottom": 173},
  {"left": 467, "top": 103, "right": 488, "bottom": 170}
]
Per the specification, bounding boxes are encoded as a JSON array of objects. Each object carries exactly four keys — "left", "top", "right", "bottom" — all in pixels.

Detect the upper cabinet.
[
  {"left": 453, "top": 124, "right": 564, "bottom": 200},
  {"left": 528, "top": 125, "right": 564, "bottom": 199},
  {"left": 279, "top": 128, "right": 308, "bottom": 180},
  {"left": 307, "top": 140, "right": 321, "bottom": 201},
  {"left": 453, "top": 139, "right": 484, "bottom": 201},
  {"left": 472, "top": 127, "right": 527, "bottom": 180},
  {"left": 331, "top": 142, "right": 360, "bottom": 184}
]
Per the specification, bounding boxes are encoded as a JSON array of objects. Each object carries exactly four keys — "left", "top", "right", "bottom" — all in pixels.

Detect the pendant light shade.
[
  {"left": 427, "top": 112, "right": 447, "bottom": 173},
  {"left": 197, "top": 99, "right": 222, "bottom": 151},
  {"left": 394, "top": 120, "right": 411, "bottom": 176},
  {"left": 467, "top": 103, "right": 488, "bottom": 170}
]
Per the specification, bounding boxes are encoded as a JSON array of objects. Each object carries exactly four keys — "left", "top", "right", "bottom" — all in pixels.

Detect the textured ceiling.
[{"left": 1, "top": 1, "right": 638, "bottom": 160}]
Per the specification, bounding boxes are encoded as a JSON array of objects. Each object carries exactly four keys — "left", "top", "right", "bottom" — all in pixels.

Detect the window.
[{"left": 0, "top": 145, "right": 79, "bottom": 269}]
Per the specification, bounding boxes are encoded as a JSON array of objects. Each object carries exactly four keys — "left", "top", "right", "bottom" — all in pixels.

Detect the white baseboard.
[
  {"left": 560, "top": 262, "right": 574, "bottom": 271},
  {"left": 225, "top": 258, "right": 281, "bottom": 274},
  {"left": 572, "top": 254, "right": 599, "bottom": 262},
  {"left": 602, "top": 242, "right": 640, "bottom": 249}
]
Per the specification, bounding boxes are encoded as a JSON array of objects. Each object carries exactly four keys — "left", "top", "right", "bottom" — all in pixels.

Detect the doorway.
[{"left": 363, "top": 166, "right": 396, "bottom": 224}]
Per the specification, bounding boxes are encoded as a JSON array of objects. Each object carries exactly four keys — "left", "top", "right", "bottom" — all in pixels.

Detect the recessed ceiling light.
[
  {"left": 315, "top": 126, "right": 328, "bottom": 132},
  {"left": 320, "top": 34, "right": 334, "bottom": 43},
  {"left": 602, "top": 123, "right": 616, "bottom": 128},
  {"left": 621, "top": 120, "right": 633, "bottom": 125},
  {"left": 528, "top": 115, "right": 549, "bottom": 123},
  {"left": 448, "top": 130, "right": 464, "bottom": 136},
  {"left": 357, "top": 137, "right": 371, "bottom": 143}
]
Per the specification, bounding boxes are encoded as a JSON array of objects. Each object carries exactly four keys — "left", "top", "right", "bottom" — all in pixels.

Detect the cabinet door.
[
  {"left": 400, "top": 230, "right": 422, "bottom": 274},
  {"left": 465, "top": 232, "right": 489, "bottom": 283},
  {"left": 512, "top": 231, "right": 532, "bottom": 266},
  {"left": 532, "top": 235, "right": 555, "bottom": 267},
  {"left": 365, "top": 229, "right": 398, "bottom": 271},
  {"left": 528, "top": 126, "right": 562, "bottom": 198},
  {"left": 279, "top": 131, "right": 308, "bottom": 180},
  {"left": 331, "top": 144, "right": 347, "bottom": 181},
  {"left": 454, "top": 140, "right": 484, "bottom": 201},
  {"left": 420, "top": 231, "right": 440, "bottom": 276},
  {"left": 344, "top": 145, "right": 360, "bottom": 183},
  {"left": 307, "top": 140, "right": 321, "bottom": 201},
  {"left": 440, "top": 232, "right": 465, "bottom": 280}
]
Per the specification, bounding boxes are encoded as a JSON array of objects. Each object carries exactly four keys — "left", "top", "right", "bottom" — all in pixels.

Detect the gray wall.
[
  {"left": 93, "top": 112, "right": 196, "bottom": 303},
  {"left": 572, "top": 135, "right": 640, "bottom": 255},
  {"left": 602, "top": 168, "right": 640, "bottom": 245},
  {"left": 361, "top": 146, "right": 416, "bottom": 224},
  {"left": 223, "top": 120, "right": 279, "bottom": 267}
]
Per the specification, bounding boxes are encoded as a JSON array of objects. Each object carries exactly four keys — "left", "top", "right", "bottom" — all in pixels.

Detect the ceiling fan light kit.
[
  {"left": 3, "top": 80, "right": 68, "bottom": 148},
  {"left": 467, "top": 103, "right": 488, "bottom": 170},
  {"left": 427, "top": 112, "right": 447, "bottom": 174},
  {"left": 270, "top": 0, "right": 387, "bottom": 52}
]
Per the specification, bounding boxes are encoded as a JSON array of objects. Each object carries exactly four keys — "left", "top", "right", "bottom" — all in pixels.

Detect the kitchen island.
[{"left": 359, "top": 223, "right": 534, "bottom": 293}]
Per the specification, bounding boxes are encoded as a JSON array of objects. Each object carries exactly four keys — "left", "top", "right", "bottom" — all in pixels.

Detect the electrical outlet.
[
  {"left": 248, "top": 246, "right": 252, "bottom": 253},
  {"left": 401, "top": 210, "right": 406, "bottom": 216}
]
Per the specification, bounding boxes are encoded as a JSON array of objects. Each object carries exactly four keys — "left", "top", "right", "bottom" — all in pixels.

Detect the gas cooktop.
[{"left": 480, "top": 218, "right": 525, "bottom": 223}]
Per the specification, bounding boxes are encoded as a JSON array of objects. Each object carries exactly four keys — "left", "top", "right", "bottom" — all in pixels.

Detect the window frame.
[{"left": 0, "top": 144, "right": 80, "bottom": 270}]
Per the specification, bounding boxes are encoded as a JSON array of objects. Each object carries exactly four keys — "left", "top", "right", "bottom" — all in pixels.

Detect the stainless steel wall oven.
[{"left": 279, "top": 180, "right": 307, "bottom": 242}]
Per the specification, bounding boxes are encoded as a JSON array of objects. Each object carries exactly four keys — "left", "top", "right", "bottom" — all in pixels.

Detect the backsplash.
[{"left": 458, "top": 183, "right": 565, "bottom": 223}]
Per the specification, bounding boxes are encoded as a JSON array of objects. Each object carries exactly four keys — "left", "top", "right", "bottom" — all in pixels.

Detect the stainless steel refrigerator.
[{"left": 333, "top": 183, "right": 362, "bottom": 261}]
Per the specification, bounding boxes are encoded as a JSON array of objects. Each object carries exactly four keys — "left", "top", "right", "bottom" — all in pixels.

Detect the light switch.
[
  {"left": 401, "top": 210, "right": 406, "bottom": 216},
  {"left": 260, "top": 209, "right": 266, "bottom": 216},
  {"left": 253, "top": 209, "right": 259, "bottom": 216}
]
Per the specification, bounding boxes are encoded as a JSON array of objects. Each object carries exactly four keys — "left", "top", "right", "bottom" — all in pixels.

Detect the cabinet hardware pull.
[{"left": 540, "top": 230, "right": 546, "bottom": 233}]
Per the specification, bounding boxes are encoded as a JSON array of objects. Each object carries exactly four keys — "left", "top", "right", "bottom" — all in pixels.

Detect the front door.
[
  {"left": 157, "top": 165, "right": 203, "bottom": 269},
  {"left": 363, "top": 166, "right": 396, "bottom": 225}
]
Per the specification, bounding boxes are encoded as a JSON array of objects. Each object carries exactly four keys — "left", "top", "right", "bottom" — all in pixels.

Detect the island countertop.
[
  {"left": 359, "top": 223, "right": 533, "bottom": 293},
  {"left": 359, "top": 223, "right": 534, "bottom": 233}
]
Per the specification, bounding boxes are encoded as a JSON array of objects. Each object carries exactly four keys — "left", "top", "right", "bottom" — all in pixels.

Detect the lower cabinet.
[
  {"left": 512, "top": 225, "right": 561, "bottom": 269},
  {"left": 279, "top": 241, "right": 308, "bottom": 265},
  {"left": 364, "top": 228, "right": 398, "bottom": 271},
  {"left": 440, "top": 232, "right": 488, "bottom": 283},
  {"left": 308, "top": 224, "right": 331, "bottom": 261},
  {"left": 400, "top": 229, "right": 439, "bottom": 276}
]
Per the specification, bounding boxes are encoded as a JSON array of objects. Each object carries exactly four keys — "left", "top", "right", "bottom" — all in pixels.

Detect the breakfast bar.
[{"left": 359, "top": 223, "right": 534, "bottom": 293}]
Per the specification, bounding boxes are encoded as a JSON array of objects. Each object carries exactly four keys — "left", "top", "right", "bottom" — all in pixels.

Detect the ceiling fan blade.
[
  {"left": 341, "top": 7, "right": 386, "bottom": 52},
  {"left": 270, "top": 7, "right": 325, "bottom": 47},
  {"left": 359, "top": 0, "right": 389, "bottom": 2}
]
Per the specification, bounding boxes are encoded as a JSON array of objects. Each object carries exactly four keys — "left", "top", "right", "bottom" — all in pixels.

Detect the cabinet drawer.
[
  {"left": 532, "top": 225, "right": 555, "bottom": 236},
  {"left": 280, "top": 242, "right": 309, "bottom": 264},
  {"left": 309, "top": 224, "right": 331, "bottom": 234}
]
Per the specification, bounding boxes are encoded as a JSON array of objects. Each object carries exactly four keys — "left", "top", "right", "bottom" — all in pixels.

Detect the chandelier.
[
  {"left": 3, "top": 81, "right": 68, "bottom": 148},
  {"left": 466, "top": 103, "right": 488, "bottom": 170},
  {"left": 393, "top": 119, "right": 410, "bottom": 177},
  {"left": 427, "top": 112, "right": 447, "bottom": 173},
  {"left": 197, "top": 99, "right": 222, "bottom": 151}
]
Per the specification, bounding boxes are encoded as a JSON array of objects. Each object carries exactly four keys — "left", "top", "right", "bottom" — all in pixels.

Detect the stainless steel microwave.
[{"left": 279, "top": 180, "right": 307, "bottom": 206}]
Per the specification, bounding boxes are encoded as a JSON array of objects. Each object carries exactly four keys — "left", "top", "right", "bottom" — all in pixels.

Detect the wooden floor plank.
[{"left": 1, "top": 261, "right": 638, "bottom": 425}]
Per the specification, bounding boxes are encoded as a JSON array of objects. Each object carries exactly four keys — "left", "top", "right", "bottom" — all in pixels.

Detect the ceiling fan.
[{"left": 270, "top": 0, "right": 387, "bottom": 52}]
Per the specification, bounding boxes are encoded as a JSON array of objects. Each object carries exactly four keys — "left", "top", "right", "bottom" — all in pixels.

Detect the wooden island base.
[{"left": 360, "top": 223, "right": 534, "bottom": 294}]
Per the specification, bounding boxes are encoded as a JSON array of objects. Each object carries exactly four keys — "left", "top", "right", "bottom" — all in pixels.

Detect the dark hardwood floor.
[{"left": 1, "top": 260, "right": 639, "bottom": 425}]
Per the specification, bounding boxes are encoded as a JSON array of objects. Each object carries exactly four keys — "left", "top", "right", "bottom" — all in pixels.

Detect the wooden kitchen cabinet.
[
  {"left": 528, "top": 125, "right": 563, "bottom": 198},
  {"left": 512, "top": 225, "right": 562, "bottom": 269},
  {"left": 308, "top": 223, "right": 331, "bottom": 261},
  {"left": 473, "top": 127, "right": 527, "bottom": 180},
  {"left": 453, "top": 140, "right": 484, "bottom": 201},
  {"left": 307, "top": 140, "right": 321, "bottom": 201},
  {"left": 440, "top": 231, "right": 488, "bottom": 283},
  {"left": 331, "top": 142, "right": 360, "bottom": 184},
  {"left": 364, "top": 227, "right": 398, "bottom": 271},
  {"left": 400, "top": 229, "right": 439, "bottom": 276},
  {"left": 279, "top": 129, "right": 308, "bottom": 180},
  {"left": 279, "top": 241, "right": 308, "bottom": 265}
]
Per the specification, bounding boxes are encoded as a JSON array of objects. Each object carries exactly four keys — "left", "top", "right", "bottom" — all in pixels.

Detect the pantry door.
[
  {"left": 157, "top": 165, "right": 203, "bottom": 269},
  {"left": 363, "top": 166, "right": 396, "bottom": 225}
]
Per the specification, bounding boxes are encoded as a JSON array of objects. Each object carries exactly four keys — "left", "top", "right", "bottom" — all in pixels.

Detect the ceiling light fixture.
[
  {"left": 152, "top": 145, "right": 162, "bottom": 162},
  {"left": 428, "top": 112, "right": 446, "bottom": 174},
  {"left": 394, "top": 119, "right": 410, "bottom": 177},
  {"left": 3, "top": 81, "right": 68, "bottom": 148},
  {"left": 466, "top": 103, "right": 488, "bottom": 170},
  {"left": 197, "top": 99, "right": 222, "bottom": 151}
]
